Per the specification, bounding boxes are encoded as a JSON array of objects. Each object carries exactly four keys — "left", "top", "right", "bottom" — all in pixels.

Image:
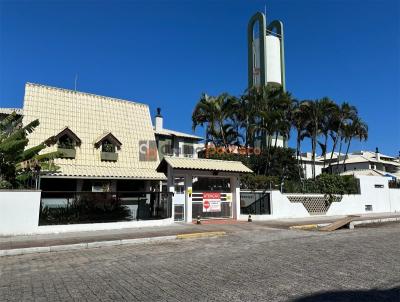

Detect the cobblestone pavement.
[{"left": 0, "top": 224, "right": 399, "bottom": 302}]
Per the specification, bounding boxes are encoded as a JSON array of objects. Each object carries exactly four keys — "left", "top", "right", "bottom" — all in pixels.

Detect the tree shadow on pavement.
[{"left": 292, "top": 287, "right": 400, "bottom": 302}]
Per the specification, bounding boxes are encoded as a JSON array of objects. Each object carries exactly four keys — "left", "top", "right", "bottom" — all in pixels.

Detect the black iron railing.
[
  {"left": 240, "top": 191, "right": 271, "bottom": 215},
  {"left": 39, "top": 191, "right": 172, "bottom": 225}
]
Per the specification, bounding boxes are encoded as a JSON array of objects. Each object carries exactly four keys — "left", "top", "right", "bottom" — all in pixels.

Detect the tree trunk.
[
  {"left": 312, "top": 135, "right": 317, "bottom": 179},
  {"left": 296, "top": 132, "right": 303, "bottom": 181},
  {"left": 311, "top": 120, "right": 318, "bottom": 180},
  {"left": 245, "top": 115, "right": 249, "bottom": 154},
  {"left": 219, "top": 120, "right": 227, "bottom": 148},
  {"left": 205, "top": 126, "right": 209, "bottom": 158},
  {"left": 336, "top": 137, "right": 343, "bottom": 173},
  {"left": 343, "top": 138, "right": 352, "bottom": 171},
  {"left": 329, "top": 121, "right": 342, "bottom": 172},
  {"left": 323, "top": 134, "right": 328, "bottom": 169}
]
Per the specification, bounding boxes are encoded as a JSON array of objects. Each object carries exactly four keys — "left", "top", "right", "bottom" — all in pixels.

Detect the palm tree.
[
  {"left": 317, "top": 98, "right": 338, "bottom": 168},
  {"left": 192, "top": 93, "right": 216, "bottom": 148},
  {"left": 291, "top": 99, "right": 309, "bottom": 180},
  {"left": 342, "top": 117, "right": 368, "bottom": 170},
  {"left": 299, "top": 99, "right": 325, "bottom": 179},
  {"left": 192, "top": 93, "right": 238, "bottom": 148},
  {"left": 328, "top": 102, "right": 357, "bottom": 169},
  {"left": 271, "top": 91, "right": 292, "bottom": 148},
  {"left": 238, "top": 87, "right": 263, "bottom": 148}
]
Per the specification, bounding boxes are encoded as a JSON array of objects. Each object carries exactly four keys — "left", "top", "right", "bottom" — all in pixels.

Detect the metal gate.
[
  {"left": 240, "top": 191, "right": 271, "bottom": 215},
  {"left": 192, "top": 192, "right": 232, "bottom": 219}
]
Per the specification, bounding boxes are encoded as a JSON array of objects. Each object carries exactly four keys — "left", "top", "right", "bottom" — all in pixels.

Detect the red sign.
[
  {"left": 203, "top": 192, "right": 221, "bottom": 212},
  {"left": 203, "top": 192, "right": 221, "bottom": 200}
]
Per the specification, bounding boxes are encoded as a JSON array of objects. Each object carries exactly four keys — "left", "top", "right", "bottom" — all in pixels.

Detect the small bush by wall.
[{"left": 39, "top": 196, "right": 133, "bottom": 225}]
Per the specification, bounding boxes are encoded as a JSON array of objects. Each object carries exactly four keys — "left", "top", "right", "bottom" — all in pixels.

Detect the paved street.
[{"left": 0, "top": 223, "right": 399, "bottom": 302}]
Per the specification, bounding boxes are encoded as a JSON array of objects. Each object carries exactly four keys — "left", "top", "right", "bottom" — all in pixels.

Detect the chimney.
[
  {"left": 375, "top": 147, "right": 380, "bottom": 162},
  {"left": 155, "top": 107, "right": 163, "bottom": 131}
]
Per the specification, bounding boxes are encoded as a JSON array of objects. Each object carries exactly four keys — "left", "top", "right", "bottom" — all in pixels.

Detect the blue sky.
[{"left": 0, "top": 0, "right": 399, "bottom": 156}]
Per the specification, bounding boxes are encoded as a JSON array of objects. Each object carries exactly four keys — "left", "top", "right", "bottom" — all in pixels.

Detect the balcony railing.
[
  {"left": 101, "top": 151, "right": 118, "bottom": 161},
  {"left": 57, "top": 147, "right": 76, "bottom": 159}
]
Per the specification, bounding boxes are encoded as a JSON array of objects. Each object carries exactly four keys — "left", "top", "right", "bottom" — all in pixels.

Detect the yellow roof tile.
[{"left": 23, "top": 83, "right": 165, "bottom": 180}]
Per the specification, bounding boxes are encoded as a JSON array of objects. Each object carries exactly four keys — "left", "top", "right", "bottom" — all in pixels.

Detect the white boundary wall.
[
  {"left": 0, "top": 190, "right": 173, "bottom": 236},
  {"left": 238, "top": 176, "right": 400, "bottom": 220},
  {"left": 327, "top": 176, "right": 399, "bottom": 215},
  {"left": 35, "top": 218, "right": 173, "bottom": 235},
  {"left": 238, "top": 191, "right": 310, "bottom": 221},
  {"left": 0, "top": 191, "right": 41, "bottom": 235}
]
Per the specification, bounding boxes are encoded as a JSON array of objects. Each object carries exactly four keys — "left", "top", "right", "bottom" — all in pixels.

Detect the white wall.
[
  {"left": 0, "top": 191, "right": 174, "bottom": 236},
  {"left": 35, "top": 218, "right": 173, "bottom": 234},
  {"left": 0, "top": 191, "right": 41, "bottom": 235},
  {"left": 302, "top": 176, "right": 400, "bottom": 216},
  {"left": 389, "top": 189, "right": 400, "bottom": 212},
  {"left": 301, "top": 161, "right": 323, "bottom": 179},
  {"left": 238, "top": 190, "right": 309, "bottom": 221},
  {"left": 270, "top": 191, "right": 310, "bottom": 218},
  {"left": 239, "top": 176, "right": 400, "bottom": 220}
]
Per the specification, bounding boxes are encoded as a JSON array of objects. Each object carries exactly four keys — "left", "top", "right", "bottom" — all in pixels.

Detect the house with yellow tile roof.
[{"left": 19, "top": 82, "right": 203, "bottom": 192}]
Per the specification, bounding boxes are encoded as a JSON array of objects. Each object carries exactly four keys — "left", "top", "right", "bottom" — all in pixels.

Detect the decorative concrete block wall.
[{"left": 285, "top": 194, "right": 342, "bottom": 215}]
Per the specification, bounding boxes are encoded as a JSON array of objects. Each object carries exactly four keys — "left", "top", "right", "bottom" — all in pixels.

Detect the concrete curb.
[
  {"left": 289, "top": 224, "right": 318, "bottom": 230},
  {"left": 350, "top": 217, "right": 400, "bottom": 228},
  {"left": 289, "top": 217, "right": 400, "bottom": 231},
  {"left": 0, "top": 232, "right": 226, "bottom": 257},
  {"left": 176, "top": 231, "right": 226, "bottom": 239}
]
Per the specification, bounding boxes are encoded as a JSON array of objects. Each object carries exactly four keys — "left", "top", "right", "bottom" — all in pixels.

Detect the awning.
[{"left": 157, "top": 156, "right": 253, "bottom": 174}]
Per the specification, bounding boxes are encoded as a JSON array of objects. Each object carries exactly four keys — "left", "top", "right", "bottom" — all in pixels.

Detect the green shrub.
[
  {"left": 241, "top": 174, "right": 280, "bottom": 190},
  {"left": 283, "top": 174, "right": 359, "bottom": 195},
  {"left": 39, "top": 195, "right": 132, "bottom": 225}
]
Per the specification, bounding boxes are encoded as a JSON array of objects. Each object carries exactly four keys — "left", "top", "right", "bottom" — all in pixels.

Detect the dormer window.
[
  {"left": 48, "top": 127, "right": 81, "bottom": 159},
  {"left": 58, "top": 135, "right": 75, "bottom": 150},
  {"left": 94, "top": 132, "right": 122, "bottom": 162},
  {"left": 102, "top": 140, "right": 116, "bottom": 153}
]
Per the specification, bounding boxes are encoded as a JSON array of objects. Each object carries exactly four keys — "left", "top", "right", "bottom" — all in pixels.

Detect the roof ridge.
[
  {"left": 155, "top": 127, "right": 202, "bottom": 139},
  {"left": 26, "top": 82, "right": 148, "bottom": 107},
  {"left": 165, "top": 156, "right": 247, "bottom": 164}
]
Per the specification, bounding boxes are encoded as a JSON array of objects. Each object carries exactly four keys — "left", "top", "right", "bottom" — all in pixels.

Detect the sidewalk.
[
  {"left": 1, "top": 212, "right": 399, "bottom": 255},
  {"left": 252, "top": 212, "right": 400, "bottom": 228}
]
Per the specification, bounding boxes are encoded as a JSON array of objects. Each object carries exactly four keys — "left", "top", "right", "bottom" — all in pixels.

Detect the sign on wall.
[{"left": 203, "top": 192, "right": 221, "bottom": 212}]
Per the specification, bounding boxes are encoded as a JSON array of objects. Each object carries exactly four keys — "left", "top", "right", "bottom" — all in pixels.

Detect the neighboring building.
[
  {"left": 298, "top": 152, "right": 324, "bottom": 179},
  {"left": 300, "top": 150, "right": 400, "bottom": 180},
  {"left": 333, "top": 150, "right": 400, "bottom": 179},
  {"left": 153, "top": 108, "right": 203, "bottom": 160},
  {"left": 2, "top": 83, "right": 203, "bottom": 192}
]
